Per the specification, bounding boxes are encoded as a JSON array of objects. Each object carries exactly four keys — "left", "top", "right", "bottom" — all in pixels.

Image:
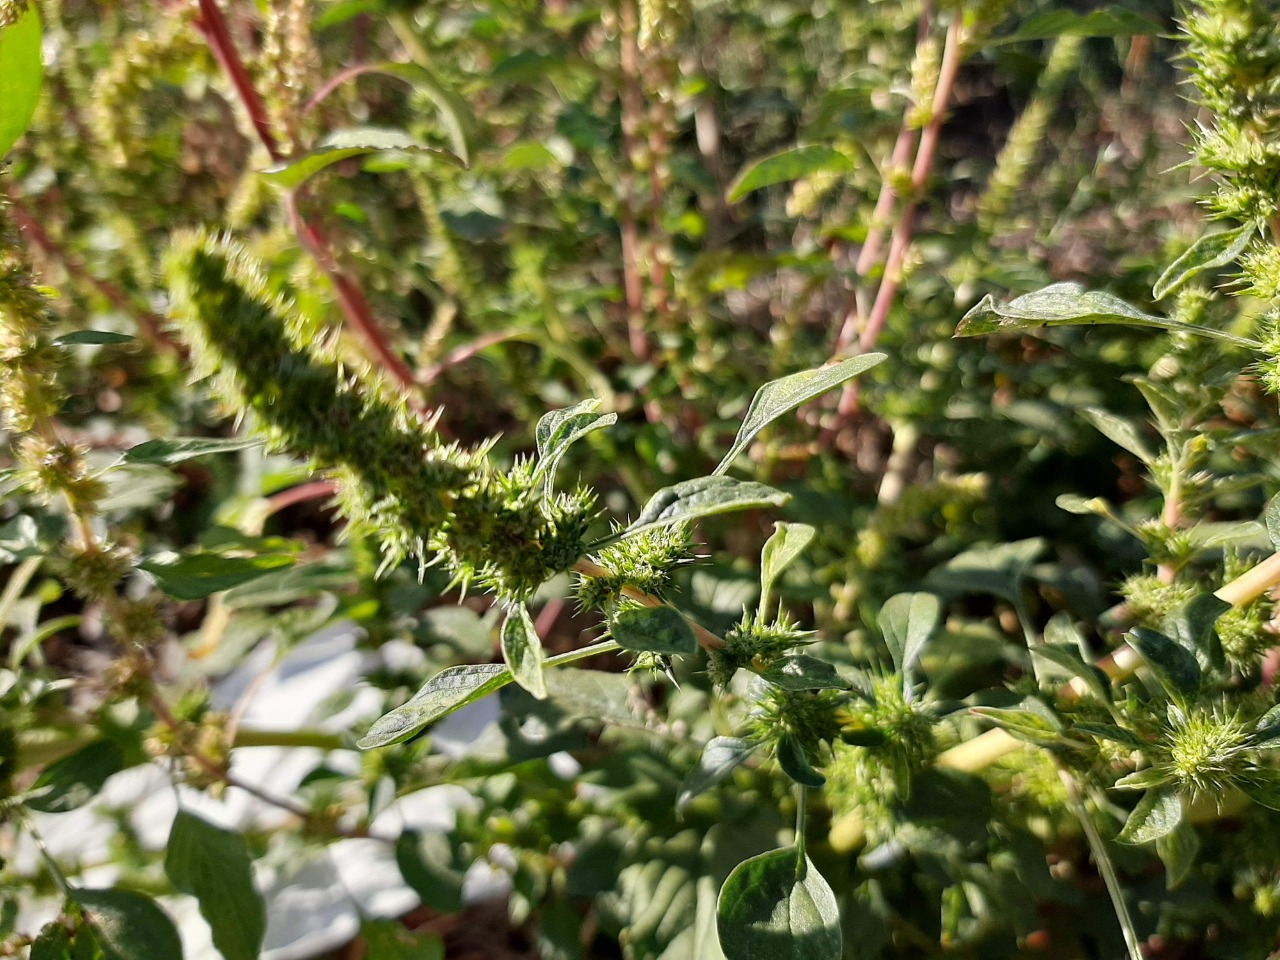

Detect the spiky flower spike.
[{"left": 165, "top": 232, "right": 594, "bottom": 600}]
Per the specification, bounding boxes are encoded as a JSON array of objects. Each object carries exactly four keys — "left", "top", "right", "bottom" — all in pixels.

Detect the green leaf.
[
  {"left": 1155, "top": 820, "right": 1200, "bottom": 890},
  {"left": 970, "top": 705, "right": 1062, "bottom": 746},
  {"left": 1253, "top": 703, "right": 1280, "bottom": 748},
  {"left": 924, "top": 538, "right": 1043, "bottom": 603},
  {"left": 1128, "top": 627, "right": 1201, "bottom": 704},
  {"left": 878, "top": 592, "right": 940, "bottom": 675},
  {"left": 394, "top": 830, "right": 465, "bottom": 913},
  {"left": 1080, "top": 407, "right": 1155, "bottom": 464},
  {"left": 776, "top": 733, "right": 825, "bottom": 787},
  {"left": 1241, "top": 770, "right": 1280, "bottom": 810},
  {"left": 759, "top": 522, "right": 816, "bottom": 617},
  {"left": 954, "top": 282, "right": 1259, "bottom": 348},
  {"left": 677, "top": 737, "right": 759, "bottom": 813},
  {"left": 1116, "top": 786, "right": 1182, "bottom": 845},
  {"left": 716, "top": 848, "right": 841, "bottom": 960},
  {"left": 1072, "top": 722, "right": 1144, "bottom": 748},
  {"left": 757, "top": 655, "right": 847, "bottom": 691},
  {"left": 1169, "top": 592, "right": 1229, "bottom": 668},
  {"left": 1031, "top": 642, "right": 1110, "bottom": 702},
  {"left": 501, "top": 603, "right": 547, "bottom": 700},
  {"left": 0, "top": 2, "right": 42, "bottom": 159},
  {"left": 996, "top": 7, "right": 1161, "bottom": 43},
  {"left": 121, "top": 436, "right": 262, "bottom": 465},
  {"left": 357, "top": 664, "right": 511, "bottom": 748},
  {"left": 338, "top": 61, "right": 474, "bottom": 165},
  {"left": 1153, "top": 223, "right": 1256, "bottom": 299},
  {"left": 260, "top": 127, "right": 464, "bottom": 189},
  {"left": 29, "top": 921, "right": 75, "bottom": 960},
  {"left": 532, "top": 398, "right": 616, "bottom": 487},
  {"left": 601, "top": 477, "right": 790, "bottom": 547},
  {"left": 360, "top": 919, "right": 444, "bottom": 960},
  {"left": 611, "top": 605, "right": 697, "bottom": 656},
  {"left": 727, "top": 146, "right": 852, "bottom": 203},
  {"left": 52, "top": 331, "right": 136, "bottom": 346},
  {"left": 72, "top": 889, "right": 183, "bottom": 960},
  {"left": 140, "top": 553, "right": 295, "bottom": 600},
  {"left": 27, "top": 740, "right": 125, "bottom": 813},
  {"left": 164, "top": 811, "right": 265, "bottom": 960},
  {"left": 713, "top": 355, "right": 886, "bottom": 475},
  {"left": 1266, "top": 491, "right": 1280, "bottom": 551},
  {"left": 1113, "top": 767, "right": 1173, "bottom": 790}
]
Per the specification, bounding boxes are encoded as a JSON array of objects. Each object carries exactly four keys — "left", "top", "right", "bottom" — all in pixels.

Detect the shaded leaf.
[
  {"left": 1072, "top": 722, "right": 1143, "bottom": 748},
  {"left": 27, "top": 740, "right": 125, "bottom": 813},
  {"left": 1154, "top": 223, "right": 1255, "bottom": 299},
  {"left": 72, "top": 889, "right": 183, "bottom": 960},
  {"left": 501, "top": 603, "right": 547, "bottom": 700},
  {"left": 611, "top": 605, "right": 697, "bottom": 656},
  {"left": 1113, "top": 767, "right": 1173, "bottom": 790},
  {"left": 358, "top": 664, "right": 511, "bottom": 748},
  {"left": 1156, "top": 820, "right": 1200, "bottom": 890},
  {"left": 533, "top": 398, "right": 616, "bottom": 487},
  {"left": 0, "top": 2, "right": 42, "bottom": 159},
  {"left": 997, "top": 7, "right": 1160, "bottom": 43},
  {"left": 140, "top": 553, "right": 295, "bottom": 601},
  {"left": 395, "top": 830, "right": 465, "bottom": 913},
  {"left": 336, "top": 61, "right": 473, "bottom": 164},
  {"left": 878, "top": 592, "right": 940, "bottom": 675},
  {"left": 1128, "top": 627, "right": 1200, "bottom": 704},
  {"left": 360, "top": 919, "right": 444, "bottom": 960},
  {"left": 602, "top": 477, "right": 789, "bottom": 547},
  {"left": 759, "top": 522, "right": 816, "bottom": 616},
  {"left": 121, "top": 437, "right": 262, "bottom": 465},
  {"left": 713, "top": 355, "right": 886, "bottom": 475},
  {"left": 1253, "top": 703, "right": 1280, "bottom": 748},
  {"left": 1116, "top": 786, "right": 1182, "bottom": 845},
  {"left": 1032, "top": 642, "right": 1110, "bottom": 702},
  {"left": 726, "top": 145, "right": 852, "bottom": 202},
  {"left": 776, "top": 733, "right": 825, "bottom": 787},
  {"left": 164, "top": 811, "right": 265, "bottom": 960},
  {"left": 924, "top": 538, "right": 1043, "bottom": 603},
  {"left": 954, "top": 282, "right": 1258, "bottom": 348},
  {"left": 1267, "top": 491, "right": 1280, "bottom": 551},
  {"left": 29, "top": 921, "right": 75, "bottom": 960},
  {"left": 52, "top": 331, "right": 136, "bottom": 346},
  {"left": 260, "top": 127, "right": 463, "bottom": 189},
  {"left": 717, "top": 848, "right": 841, "bottom": 960},
  {"left": 677, "top": 737, "right": 759, "bottom": 813},
  {"left": 970, "top": 705, "right": 1062, "bottom": 746},
  {"left": 757, "top": 655, "right": 847, "bottom": 691},
  {"left": 1241, "top": 770, "right": 1280, "bottom": 811},
  {"left": 1080, "top": 407, "right": 1155, "bottom": 464}
]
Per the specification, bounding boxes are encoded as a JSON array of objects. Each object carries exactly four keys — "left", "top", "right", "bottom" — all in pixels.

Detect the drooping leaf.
[
  {"left": 27, "top": 740, "right": 125, "bottom": 813},
  {"left": 600, "top": 477, "right": 789, "bottom": 547},
  {"left": 532, "top": 398, "right": 617, "bottom": 487},
  {"left": 72, "top": 889, "right": 184, "bottom": 960},
  {"left": 713, "top": 355, "right": 886, "bottom": 475},
  {"left": 260, "top": 127, "right": 464, "bottom": 189},
  {"left": 121, "top": 436, "right": 263, "bottom": 465},
  {"left": 140, "top": 553, "right": 295, "bottom": 600},
  {"left": 757, "top": 655, "right": 847, "bottom": 691},
  {"left": 357, "top": 663, "right": 511, "bottom": 748},
  {"left": 996, "top": 7, "right": 1161, "bottom": 43},
  {"left": 501, "top": 603, "right": 547, "bottom": 700},
  {"left": 1080, "top": 407, "right": 1155, "bottom": 464},
  {"left": 759, "top": 522, "right": 816, "bottom": 617},
  {"left": 611, "top": 605, "right": 698, "bottom": 656},
  {"left": 878, "top": 592, "right": 941, "bottom": 675},
  {"left": 776, "top": 733, "right": 825, "bottom": 787},
  {"left": 1155, "top": 820, "right": 1200, "bottom": 889},
  {"left": 970, "top": 705, "right": 1062, "bottom": 747},
  {"left": 1128, "top": 627, "right": 1201, "bottom": 704},
  {"left": 954, "top": 282, "right": 1259, "bottom": 348},
  {"left": 716, "top": 848, "right": 841, "bottom": 960},
  {"left": 164, "top": 811, "right": 265, "bottom": 960},
  {"left": 52, "top": 331, "right": 136, "bottom": 346},
  {"left": 1153, "top": 223, "right": 1256, "bottom": 299},
  {"left": 677, "top": 737, "right": 760, "bottom": 813},
  {"left": 0, "top": 2, "right": 43, "bottom": 159},
  {"left": 394, "top": 830, "right": 465, "bottom": 913},
  {"left": 726, "top": 145, "right": 853, "bottom": 202},
  {"left": 1116, "top": 786, "right": 1182, "bottom": 845}
]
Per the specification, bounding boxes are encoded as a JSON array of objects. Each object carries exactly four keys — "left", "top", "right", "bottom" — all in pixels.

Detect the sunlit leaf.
[
  {"left": 0, "top": 3, "right": 42, "bottom": 159},
  {"left": 260, "top": 127, "right": 464, "bottom": 189},
  {"left": 599, "top": 477, "right": 789, "bottom": 547},
  {"left": 140, "top": 553, "right": 295, "bottom": 600},
  {"left": 533, "top": 398, "right": 616, "bottom": 487},
  {"left": 759, "top": 522, "right": 816, "bottom": 616},
  {"left": 1128, "top": 627, "right": 1201, "bottom": 704},
  {"left": 878, "top": 592, "right": 940, "bottom": 675},
  {"left": 501, "top": 603, "right": 547, "bottom": 699},
  {"left": 121, "top": 436, "right": 263, "bottom": 465},
  {"left": 1154, "top": 223, "right": 1256, "bottom": 299},
  {"left": 996, "top": 7, "right": 1161, "bottom": 43},
  {"left": 717, "top": 848, "right": 841, "bottom": 960},
  {"left": 358, "top": 663, "right": 511, "bottom": 748},
  {"left": 1116, "top": 786, "right": 1182, "bottom": 845},
  {"left": 611, "top": 605, "right": 697, "bottom": 656},
  {"left": 726, "top": 146, "right": 852, "bottom": 202},
  {"left": 757, "top": 655, "right": 846, "bottom": 691},
  {"left": 27, "top": 740, "right": 125, "bottom": 813}
]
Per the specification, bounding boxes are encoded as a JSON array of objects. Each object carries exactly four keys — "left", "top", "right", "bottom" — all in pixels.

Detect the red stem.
[{"left": 194, "top": 0, "right": 283, "bottom": 163}]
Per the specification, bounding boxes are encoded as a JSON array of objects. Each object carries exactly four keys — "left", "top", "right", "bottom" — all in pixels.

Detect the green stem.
[
  {"left": 231, "top": 728, "right": 351, "bottom": 750},
  {"left": 0, "top": 556, "right": 41, "bottom": 635},
  {"left": 795, "top": 785, "right": 808, "bottom": 862}
]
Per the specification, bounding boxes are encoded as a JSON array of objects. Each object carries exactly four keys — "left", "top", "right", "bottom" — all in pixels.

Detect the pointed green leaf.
[
  {"left": 357, "top": 663, "right": 511, "bottom": 748},
  {"left": 164, "top": 811, "right": 265, "bottom": 960},
  {"left": 924, "top": 538, "right": 1044, "bottom": 603},
  {"left": 1113, "top": 767, "right": 1174, "bottom": 790},
  {"left": 53, "top": 331, "right": 136, "bottom": 346},
  {"left": 0, "top": 2, "right": 43, "bottom": 159},
  {"left": 121, "top": 437, "right": 263, "bottom": 465},
  {"left": 501, "top": 604, "right": 546, "bottom": 699},
  {"left": 677, "top": 736, "right": 759, "bottom": 813},
  {"left": 1253, "top": 703, "right": 1280, "bottom": 748},
  {"left": 726, "top": 145, "right": 853, "bottom": 202},
  {"left": 71, "top": 889, "right": 183, "bottom": 960},
  {"left": 1080, "top": 407, "right": 1155, "bottom": 464},
  {"left": 394, "top": 830, "right": 465, "bottom": 913},
  {"left": 970, "top": 705, "right": 1062, "bottom": 746},
  {"left": 1155, "top": 820, "right": 1200, "bottom": 889},
  {"left": 1128, "top": 627, "right": 1201, "bottom": 704},
  {"left": 996, "top": 6, "right": 1161, "bottom": 42},
  {"left": 532, "top": 398, "right": 616, "bottom": 487},
  {"left": 1241, "top": 770, "right": 1280, "bottom": 810},
  {"left": 260, "top": 127, "right": 464, "bottom": 189},
  {"left": 1072, "top": 722, "right": 1143, "bottom": 748},
  {"left": 334, "top": 61, "right": 474, "bottom": 165},
  {"left": 611, "top": 605, "right": 697, "bottom": 656},
  {"left": 757, "top": 655, "right": 847, "bottom": 691},
  {"left": 600, "top": 477, "right": 789, "bottom": 547},
  {"left": 717, "top": 848, "right": 841, "bottom": 960},
  {"left": 759, "top": 522, "right": 816, "bottom": 617},
  {"left": 954, "top": 282, "right": 1259, "bottom": 348},
  {"left": 1169, "top": 592, "right": 1229, "bottom": 668},
  {"left": 27, "top": 740, "right": 125, "bottom": 813},
  {"left": 1116, "top": 786, "right": 1182, "bottom": 845},
  {"left": 776, "top": 733, "right": 825, "bottom": 787},
  {"left": 141, "top": 553, "right": 295, "bottom": 600},
  {"left": 714, "top": 355, "right": 886, "bottom": 475},
  {"left": 1154, "top": 223, "right": 1256, "bottom": 300},
  {"left": 1032, "top": 642, "right": 1110, "bottom": 702},
  {"left": 878, "top": 592, "right": 941, "bottom": 675}
]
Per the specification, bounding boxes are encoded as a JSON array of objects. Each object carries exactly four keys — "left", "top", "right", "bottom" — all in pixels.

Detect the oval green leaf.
[
  {"left": 72, "top": 888, "right": 184, "bottom": 960},
  {"left": 878, "top": 592, "right": 940, "bottom": 675},
  {"left": 611, "top": 604, "right": 697, "bottom": 656},
  {"left": 716, "top": 848, "right": 841, "bottom": 960},
  {"left": 1153, "top": 223, "right": 1255, "bottom": 300},
  {"left": 357, "top": 663, "right": 511, "bottom": 748},
  {"left": 0, "top": 2, "right": 42, "bottom": 159},
  {"left": 164, "top": 811, "right": 265, "bottom": 960},
  {"left": 677, "top": 736, "right": 759, "bottom": 813},
  {"left": 27, "top": 740, "right": 125, "bottom": 813},
  {"left": 759, "top": 522, "right": 816, "bottom": 617},
  {"left": 727, "top": 146, "right": 852, "bottom": 203},
  {"left": 757, "top": 655, "right": 846, "bottom": 692},
  {"left": 1116, "top": 786, "right": 1183, "bottom": 845},
  {"left": 599, "top": 476, "right": 790, "bottom": 548},
  {"left": 260, "top": 127, "right": 464, "bottom": 190},
  {"left": 776, "top": 733, "right": 825, "bottom": 787}
]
